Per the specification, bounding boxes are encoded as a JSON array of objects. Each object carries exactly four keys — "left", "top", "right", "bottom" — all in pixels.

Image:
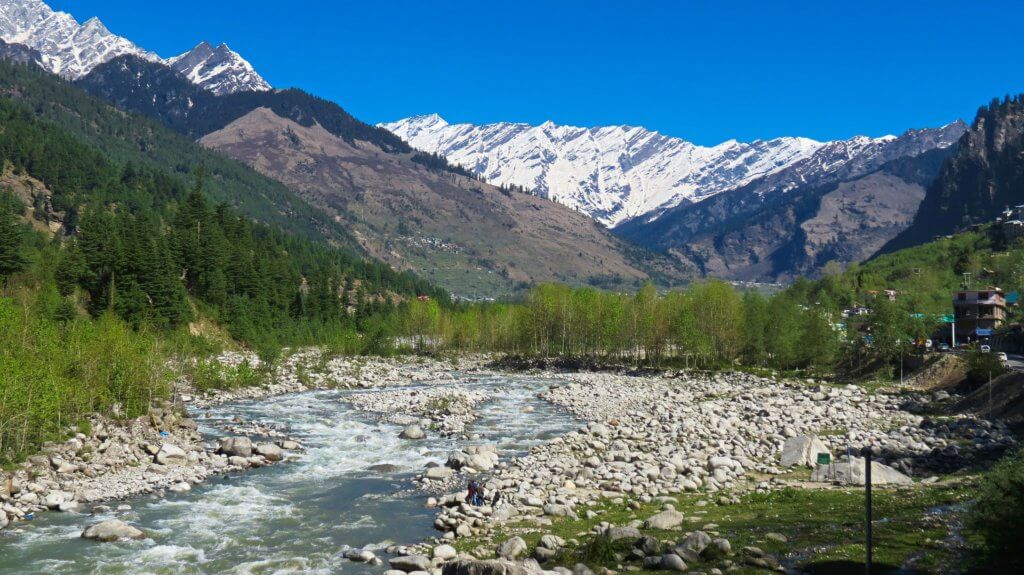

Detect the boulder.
[
  {"left": 218, "top": 437, "right": 253, "bottom": 457},
  {"left": 169, "top": 482, "right": 191, "bottom": 493},
  {"left": 660, "top": 553, "right": 688, "bottom": 572},
  {"left": 635, "top": 535, "right": 661, "bottom": 557},
  {"left": 43, "top": 491, "right": 67, "bottom": 510},
  {"left": 81, "top": 519, "right": 146, "bottom": 542},
  {"left": 442, "top": 559, "right": 529, "bottom": 575},
  {"left": 390, "top": 555, "right": 433, "bottom": 572},
  {"left": 346, "top": 549, "right": 377, "bottom": 563},
  {"left": 674, "top": 531, "right": 711, "bottom": 562},
  {"left": 400, "top": 425, "right": 426, "bottom": 440},
  {"left": 497, "top": 536, "right": 527, "bottom": 559},
  {"left": 780, "top": 436, "right": 830, "bottom": 468},
  {"left": 644, "top": 509, "right": 684, "bottom": 530},
  {"left": 707, "top": 538, "right": 731, "bottom": 558},
  {"left": 255, "top": 443, "right": 283, "bottom": 462},
  {"left": 810, "top": 457, "right": 912, "bottom": 485},
  {"left": 433, "top": 544, "right": 458, "bottom": 560},
  {"left": 155, "top": 443, "right": 188, "bottom": 466},
  {"left": 607, "top": 526, "right": 642, "bottom": 541},
  {"left": 447, "top": 450, "right": 498, "bottom": 472},
  {"left": 538, "top": 534, "right": 566, "bottom": 550}
]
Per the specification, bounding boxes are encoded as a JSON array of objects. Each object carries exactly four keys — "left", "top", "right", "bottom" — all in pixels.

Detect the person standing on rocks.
[{"left": 466, "top": 480, "right": 477, "bottom": 505}]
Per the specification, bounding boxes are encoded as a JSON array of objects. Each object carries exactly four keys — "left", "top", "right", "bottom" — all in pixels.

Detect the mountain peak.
[
  {"left": 0, "top": 0, "right": 158, "bottom": 78},
  {"left": 0, "top": 0, "right": 270, "bottom": 95},
  {"left": 168, "top": 40, "right": 271, "bottom": 96},
  {"left": 81, "top": 16, "right": 108, "bottom": 33}
]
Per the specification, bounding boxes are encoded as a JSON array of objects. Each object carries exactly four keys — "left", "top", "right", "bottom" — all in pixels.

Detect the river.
[{"left": 0, "top": 373, "right": 577, "bottom": 575}]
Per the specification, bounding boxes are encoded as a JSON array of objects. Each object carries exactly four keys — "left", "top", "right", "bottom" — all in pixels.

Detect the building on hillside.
[
  {"left": 1002, "top": 220, "right": 1024, "bottom": 241},
  {"left": 953, "top": 288, "right": 1007, "bottom": 342}
]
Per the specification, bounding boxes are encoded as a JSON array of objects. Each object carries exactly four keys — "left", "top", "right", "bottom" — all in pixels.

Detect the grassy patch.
[
  {"left": 186, "top": 358, "right": 267, "bottom": 392},
  {"left": 457, "top": 485, "right": 969, "bottom": 574}
]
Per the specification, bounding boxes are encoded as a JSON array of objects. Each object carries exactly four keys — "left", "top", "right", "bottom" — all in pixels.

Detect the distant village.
[{"left": 838, "top": 205, "right": 1024, "bottom": 352}]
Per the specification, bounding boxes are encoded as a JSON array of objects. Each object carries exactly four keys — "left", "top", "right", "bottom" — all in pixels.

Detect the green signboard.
[{"left": 816, "top": 453, "right": 831, "bottom": 465}]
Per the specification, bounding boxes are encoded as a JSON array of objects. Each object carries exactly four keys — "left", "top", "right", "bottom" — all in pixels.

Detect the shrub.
[
  {"left": 965, "top": 347, "right": 1006, "bottom": 385},
  {"left": 968, "top": 447, "right": 1024, "bottom": 569}
]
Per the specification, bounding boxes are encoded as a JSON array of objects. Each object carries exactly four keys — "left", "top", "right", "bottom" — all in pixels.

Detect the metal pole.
[{"left": 863, "top": 446, "right": 873, "bottom": 575}]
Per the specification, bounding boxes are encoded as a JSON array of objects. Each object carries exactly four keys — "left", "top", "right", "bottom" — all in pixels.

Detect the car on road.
[
  {"left": 980, "top": 344, "right": 992, "bottom": 353},
  {"left": 997, "top": 352, "right": 1008, "bottom": 362}
]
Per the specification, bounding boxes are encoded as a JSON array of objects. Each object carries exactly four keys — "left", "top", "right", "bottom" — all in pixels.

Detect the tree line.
[{"left": 397, "top": 278, "right": 937, "bottom": 375}]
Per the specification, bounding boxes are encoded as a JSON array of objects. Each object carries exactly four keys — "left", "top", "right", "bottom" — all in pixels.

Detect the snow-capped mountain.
[
  {"left": 0, "top": 0, "right": 157, "bottom": 79},
  {"left": 168, "top": 41, "right": 270, "bottom": 96},
  {"left": 0, "top": 0, "right": 269, "bottom": 95},
  {"left": 382, "top": 115, "right": 961, "bottom": 228},
  {"left": 383, "top": 114, "right": 834, "bottom": 226}
]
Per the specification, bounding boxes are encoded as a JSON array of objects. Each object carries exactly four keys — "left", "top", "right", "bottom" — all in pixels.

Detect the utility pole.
[{"left": 862, "top": 446, "right": 874, "bottom": 575}]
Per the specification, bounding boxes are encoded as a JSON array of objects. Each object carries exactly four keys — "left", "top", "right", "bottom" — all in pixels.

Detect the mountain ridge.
[
  {"left": 382, "top": 114, "right": 830, "bottom": 227},
  {"left": 0, "top": 0, "right": 269, "bottom": 94}
]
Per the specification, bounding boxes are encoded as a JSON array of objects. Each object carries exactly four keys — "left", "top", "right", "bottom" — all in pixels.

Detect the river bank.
[
  {"left": 0, "top": 366, "right": 577, "bottom": 574},
  {"left": 1, "top": 353, "right": 1016, "bottom": 574},
  {"left": 349, "top": 368, "right": 1016, "bottom": 573},
  {"left": 0, "top": 351, "right": 489, "bottom": 534}
]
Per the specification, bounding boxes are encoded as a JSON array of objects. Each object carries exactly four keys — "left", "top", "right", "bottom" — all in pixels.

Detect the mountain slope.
[
  {"left": 614, "top": 123, "right": 965, "bottom": 280},
  {"left": 382, "top": 114, "right": 827, "bottom": 226},
  {"left": 652, "top": 146, "right": 955, "bottom": 281},
  {"left": 0, "top": 0, "right": 269, "bottom": 94},
  {"left": 0, "top": 55, "right": 353, "bottom": 249},
  {"left": 199, "top": 108, "right": 680, "bottom": 297},
  {"left": 884, "top": 95, "right": 1024, "bottom": 253},
  {"left": 168, "top": 41, "right": 271, "bottom": 95},
  {"left": 0, "top": 37, "right": 44, "bottom": 68},
  {"left": 72, "top": 55, "right": 684, "bottom": 295}
]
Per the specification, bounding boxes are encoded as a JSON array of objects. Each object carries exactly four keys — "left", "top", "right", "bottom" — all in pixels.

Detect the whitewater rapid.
[{"left": 0, "top": 373, "right": 576, "bottom": 575}]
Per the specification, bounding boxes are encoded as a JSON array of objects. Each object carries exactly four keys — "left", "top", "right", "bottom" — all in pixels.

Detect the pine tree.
[{"left": 0, "top": 203, "right": 28, "bottom": 284}]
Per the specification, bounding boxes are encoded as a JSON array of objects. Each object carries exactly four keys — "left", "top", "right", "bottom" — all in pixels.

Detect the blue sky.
[{"left": 49, "top": 0, "right": 1024, "bottom": 145}]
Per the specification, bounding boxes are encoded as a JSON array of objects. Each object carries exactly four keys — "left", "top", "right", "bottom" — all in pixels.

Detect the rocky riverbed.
[
  {"left": 410, "top": 369, "right": 1015, "bottom": 570},
  {"left": 0, "top": 351, "right": 488, "bottom": 535},
  {"left": 1, "top": 356, "right": 1016, "bottom": 575},
  {"left": 0, "top": 367, "right": 577, "bottom": 574}
]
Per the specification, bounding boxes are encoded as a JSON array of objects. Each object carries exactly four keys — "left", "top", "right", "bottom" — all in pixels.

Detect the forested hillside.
[
  {"left": 0, "top": 58, "right": 449, "bottom": 459},
  {"left": 0, "top": 63, "right": 446, "bottom": 356},
  {"left": 0, "top": 58, "right": 354, "bottom": 247}
]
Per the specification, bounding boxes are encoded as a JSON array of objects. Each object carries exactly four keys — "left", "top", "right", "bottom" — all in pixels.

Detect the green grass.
[{"left": 455, "top": 485, "right": 970, "bottom": 574}]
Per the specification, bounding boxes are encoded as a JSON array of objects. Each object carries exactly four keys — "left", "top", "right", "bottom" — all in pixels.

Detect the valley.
[
  {"left": 2, "top": 1, "right": 1024, "bottom": 574},
  {"left": 0, "top": 350, "right": 1011, "bottom": 574}
]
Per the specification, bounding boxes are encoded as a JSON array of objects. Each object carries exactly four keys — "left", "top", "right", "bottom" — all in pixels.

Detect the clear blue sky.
[{"left": 49, "top": 0, "right": 1024, "bottom": 145}]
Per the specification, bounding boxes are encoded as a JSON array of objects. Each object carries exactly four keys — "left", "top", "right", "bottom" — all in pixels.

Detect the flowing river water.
[{"left": 0, "top": 373, "right": 578, "bottom": 575}]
